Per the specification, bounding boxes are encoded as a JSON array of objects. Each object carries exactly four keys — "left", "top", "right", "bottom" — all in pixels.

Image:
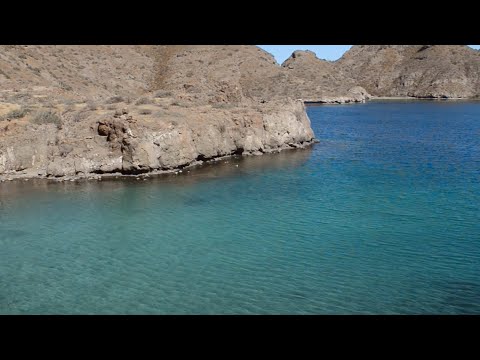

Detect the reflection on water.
[{"left": 0, "top": 147, "right": 313, "bottom": 198}]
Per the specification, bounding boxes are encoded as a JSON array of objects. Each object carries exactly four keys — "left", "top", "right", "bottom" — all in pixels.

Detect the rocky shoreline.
[
  {"left": 0, "top": 99, "right": 316, "bottom": 182},
  {"left": 0, "top": 139, "right": 318, "bottom": 182}
]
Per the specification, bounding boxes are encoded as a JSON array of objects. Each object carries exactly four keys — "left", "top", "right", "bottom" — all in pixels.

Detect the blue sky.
[{"left": 258, "top": 45, "right": 480, "bottom": 64}]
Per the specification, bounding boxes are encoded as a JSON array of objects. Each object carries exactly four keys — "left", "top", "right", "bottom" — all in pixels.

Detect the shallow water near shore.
[{"left": 1, "top": 101, "right": 479, "bottom": 314}]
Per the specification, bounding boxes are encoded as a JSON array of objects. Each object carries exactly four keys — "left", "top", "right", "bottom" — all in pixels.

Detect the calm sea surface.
[{"left": 1, "top": 100, "right": 479, "bottom": 314}]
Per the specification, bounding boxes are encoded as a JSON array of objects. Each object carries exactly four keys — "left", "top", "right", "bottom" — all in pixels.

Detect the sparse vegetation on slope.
[{"left": 31, "top": 110, "right": 62, "bottom": 127}]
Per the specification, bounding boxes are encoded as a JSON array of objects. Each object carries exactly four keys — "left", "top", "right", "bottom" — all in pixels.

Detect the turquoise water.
[{"left": 1, "top": 100, "right": 479, "bottom": 314}]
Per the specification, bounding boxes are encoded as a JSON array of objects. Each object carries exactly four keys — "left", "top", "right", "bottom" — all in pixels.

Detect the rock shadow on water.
[
  {"left": 157, "top": 147, "right": 314, "bottom": 186},
  {"left": 73, "top": 147, "right": 315, "bottom": 193},
  {"left": 0, "top": 228, "right": 31, "bottom": 244},
  {"left": 0, "top": 147, "right": 314, "bottom": 198},
  {"left": 182, "top": 196, "right": 209, "bottom": 207},
  {"left": 0, "top": 228, "right": 31, "bottom": 240}
]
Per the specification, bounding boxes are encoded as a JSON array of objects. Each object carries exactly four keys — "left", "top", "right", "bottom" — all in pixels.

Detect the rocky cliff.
[
  {"left": 0, "top": 99, "right": 313, "bottom": 179},
  {"left": 0, "top": 45, "right": 315, "bottom": 181}
]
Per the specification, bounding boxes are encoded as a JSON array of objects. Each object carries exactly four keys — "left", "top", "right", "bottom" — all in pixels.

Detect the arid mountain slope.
[
  {"left": 0, "top": 45, "right": 316, "bottom": 181},
  {"left": 150, "top": 45, "right": 367, "bottom": 103},
  {"left": 151, "top": 45, "right": 276, "bottom": 103},
  {"left": 280, "top": 50, "right": 370, "bottom": 102},
  {"left": 1, "top": 45, "right": 476, "bottom": 105},
  {"left": 0, "top": 45, "right": 155, "bottom": 103},
  {"left": 0, "top": 45, "right": 366, "bottom": 106},
  {"left": 337, "top": 45, "right": 480, "bottom": 98}
]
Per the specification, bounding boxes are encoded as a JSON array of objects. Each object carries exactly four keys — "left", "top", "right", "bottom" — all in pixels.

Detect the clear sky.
[{"left": 258, "top": 45, "right": 480, "bottom": 64}]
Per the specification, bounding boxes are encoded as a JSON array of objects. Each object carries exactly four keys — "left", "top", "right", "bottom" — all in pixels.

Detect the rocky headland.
[{"left": 0, "top": 46, "right": 316, "bottom": 181}]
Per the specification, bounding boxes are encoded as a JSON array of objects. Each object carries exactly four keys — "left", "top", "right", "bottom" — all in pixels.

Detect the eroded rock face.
[{"left": 0, "top": 100, "right": 314, "bottom": 179}]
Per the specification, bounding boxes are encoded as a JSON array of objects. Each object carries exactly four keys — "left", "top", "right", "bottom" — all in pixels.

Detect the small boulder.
[{"left": 98, "top": 123, "right": 109, "bottom": 136}]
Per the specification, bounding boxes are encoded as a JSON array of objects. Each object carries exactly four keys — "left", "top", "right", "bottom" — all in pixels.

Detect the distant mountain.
[
  {"left": 337, "top": 45, "right": 480, "bottom": 98},
  {"left": 279, "top": 50, "right": 370, "bottom": 102}
]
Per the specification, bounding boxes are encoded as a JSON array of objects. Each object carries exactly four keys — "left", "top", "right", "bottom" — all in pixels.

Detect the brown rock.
[{"left": 98, "top": 123, "right": 109, "bottom": 136}]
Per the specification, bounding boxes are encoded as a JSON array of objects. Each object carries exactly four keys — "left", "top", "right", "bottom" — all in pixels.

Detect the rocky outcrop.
[
  {"left": 0, "top": 99, "right": 314, "bottom": 180},
  {"left": 0, "top": 45, "right": 321, "bottom": 181},
  {"left": 337, "top": 45, "right": 480, "bottom": 98}
]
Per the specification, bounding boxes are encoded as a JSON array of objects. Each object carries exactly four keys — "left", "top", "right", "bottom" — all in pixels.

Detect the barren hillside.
[
  {"left": 280, "top": 50, "right": 370, "bottom": 102},
  {"left": 337, "top": 45, "right": 480, "bottom": 98},
  {"left": 0, "top": 45, "right": 155, "bottom": 104},
  {"left": 0, "top": 45, "right": 316, "bottom": 181},
  {"left": 0, "top": 45, "right": 365, "bottom": 107}
]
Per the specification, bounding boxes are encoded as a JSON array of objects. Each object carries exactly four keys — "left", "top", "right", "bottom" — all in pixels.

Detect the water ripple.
[{"left": 1, "top": 101, "right": 480, "bottom": 314}]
